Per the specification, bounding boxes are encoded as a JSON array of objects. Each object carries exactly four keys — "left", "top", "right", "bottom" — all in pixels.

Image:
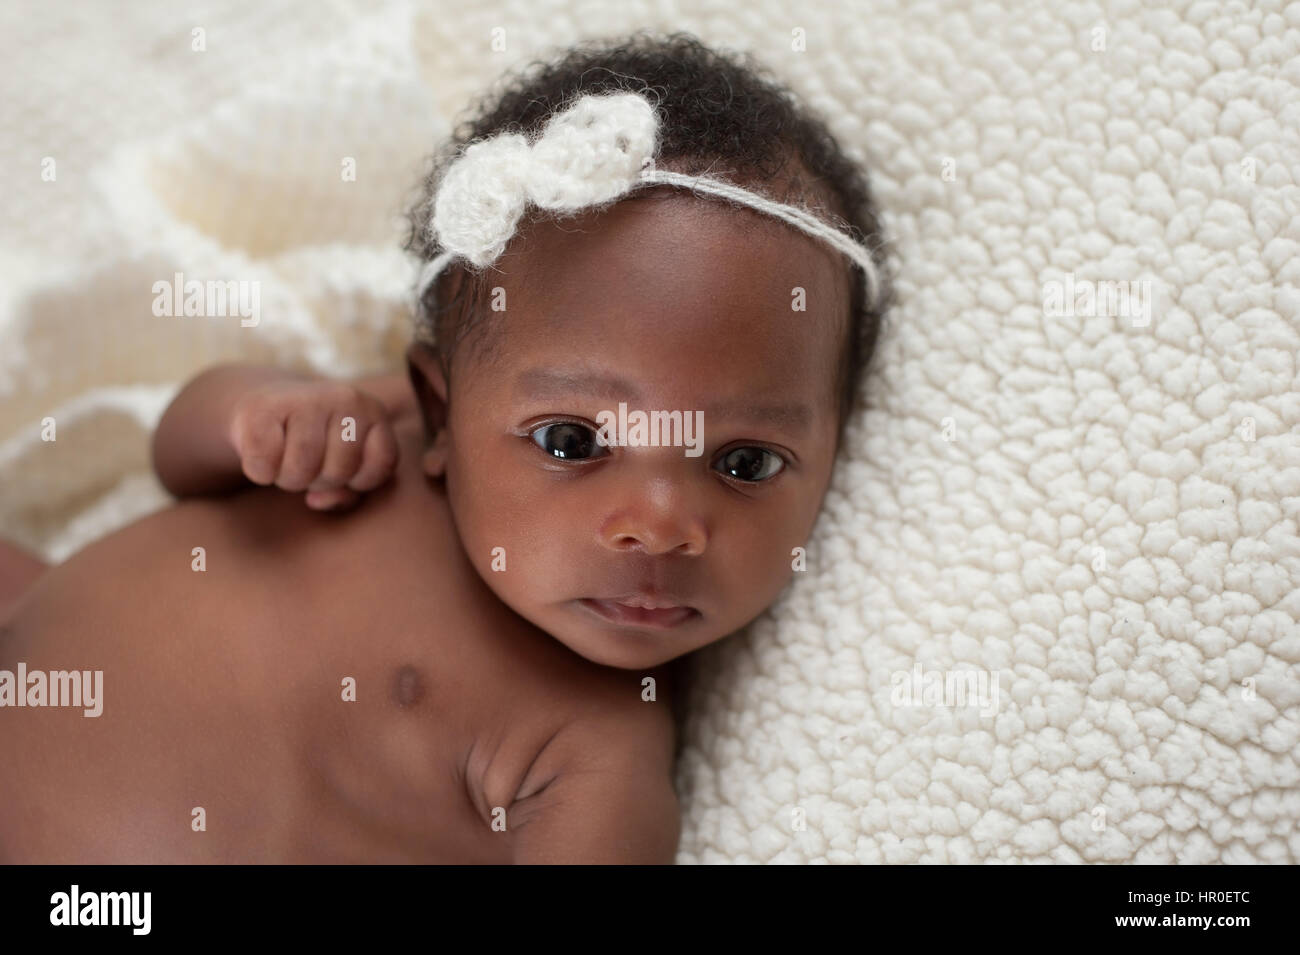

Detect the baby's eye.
[
  {"left": 529, "top": 422, "right": 610, "bottom": 461},
  {"left": 714, "top": 446, "right": 785, "bottom": 482}
]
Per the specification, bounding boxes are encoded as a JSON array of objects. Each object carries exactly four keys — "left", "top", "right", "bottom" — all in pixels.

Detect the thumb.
[{"left": 304, "top": 487, "right": 361, "bottom": 511}]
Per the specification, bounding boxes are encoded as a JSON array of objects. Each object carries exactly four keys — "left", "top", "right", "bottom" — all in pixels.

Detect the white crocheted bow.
[{"left": 418, "top": 90, "right": 882, "bottom": 306}]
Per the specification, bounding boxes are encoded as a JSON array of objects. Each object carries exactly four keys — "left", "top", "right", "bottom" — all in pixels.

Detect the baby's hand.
[{"left": 228, "top": 380, "right": 400, "bottom": 510}]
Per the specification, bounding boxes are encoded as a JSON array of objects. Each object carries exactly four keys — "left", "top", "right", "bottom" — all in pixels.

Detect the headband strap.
[{"left": 416, "top": 90, "right": 882, "bottom": 307}]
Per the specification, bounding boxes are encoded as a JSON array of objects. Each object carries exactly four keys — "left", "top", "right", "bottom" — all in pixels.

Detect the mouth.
[{"left": 577, "top": 596, "right": 700, "bottom": 630}]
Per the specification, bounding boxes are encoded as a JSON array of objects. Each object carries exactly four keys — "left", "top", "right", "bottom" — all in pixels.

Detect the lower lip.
[{"left": 578, "top": 598, "right": 698, "bottom": 630}]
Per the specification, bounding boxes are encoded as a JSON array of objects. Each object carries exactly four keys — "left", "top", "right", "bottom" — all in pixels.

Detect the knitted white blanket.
[{"left": 1, "top": 0, "right": 1296, "bottom": 863}]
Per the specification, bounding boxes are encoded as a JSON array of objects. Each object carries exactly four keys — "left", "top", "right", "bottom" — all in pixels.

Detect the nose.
[{"left": 597, "top": 475, "right": 708, "bottom": 557}]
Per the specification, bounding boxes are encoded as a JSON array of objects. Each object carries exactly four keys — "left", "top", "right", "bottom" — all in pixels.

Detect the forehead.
[{"left": 470, "top": 191, "right": 851, "bottom": 412}]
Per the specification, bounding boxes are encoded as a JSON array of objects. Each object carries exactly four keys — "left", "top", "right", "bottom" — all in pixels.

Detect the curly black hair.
[{"left": 403, "top": 30, "right": 890, "bottom": 448}]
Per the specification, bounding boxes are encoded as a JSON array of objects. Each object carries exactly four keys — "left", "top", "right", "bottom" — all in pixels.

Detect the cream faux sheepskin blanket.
[{"left": 1, "top": 0, "right": 1296, "bottom": 863}]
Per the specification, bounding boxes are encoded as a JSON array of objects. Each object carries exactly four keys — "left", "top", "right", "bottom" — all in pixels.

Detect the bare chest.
[
  {"left": 278, "top": 654, "right": 562, "bottom": 864},
  {"left": 0, "top": 486, "right": 603, "bottom": 862},
  {"left": 0, "top": 613, "right": 587, "bottom": 863}
]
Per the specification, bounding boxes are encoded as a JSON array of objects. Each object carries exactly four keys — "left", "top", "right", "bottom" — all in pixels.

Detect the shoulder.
[
  {"left": 548, "top": 668, "right": 676, "bottom": 773},
  {"left": 487, "top": 663, "right": 677, "bottom": 806},
  {"left": 498, "top": 665, "right": 681, "bottom": 864}
]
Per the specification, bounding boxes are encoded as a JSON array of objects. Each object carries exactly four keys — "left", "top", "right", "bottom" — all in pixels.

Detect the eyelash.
[{"left": 524, "top": 419, "right": 788, "bottom": 484}]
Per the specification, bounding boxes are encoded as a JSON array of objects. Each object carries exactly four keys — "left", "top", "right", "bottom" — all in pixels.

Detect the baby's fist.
[{"left": 228, "top": 380, "right": 399, "bottom": 509}]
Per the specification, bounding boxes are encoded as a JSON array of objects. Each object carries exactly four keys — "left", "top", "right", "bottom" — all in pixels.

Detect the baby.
[{"left": 0, "top": 32, "right": 887, "bottom": 863}]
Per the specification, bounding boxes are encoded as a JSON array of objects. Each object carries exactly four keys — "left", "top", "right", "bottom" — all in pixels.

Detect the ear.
[{"left": 406, "top": 341, "right": 450, "bottom": 479}]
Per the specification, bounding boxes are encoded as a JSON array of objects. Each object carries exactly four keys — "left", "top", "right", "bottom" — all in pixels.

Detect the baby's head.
[{"left": 403, "top": 32, "right": 889, "bottom": 669}]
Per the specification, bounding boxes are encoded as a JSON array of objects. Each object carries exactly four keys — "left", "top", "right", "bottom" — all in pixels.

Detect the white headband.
[{"left": 416, "top": 90, "right": 882, "bottom": 308}]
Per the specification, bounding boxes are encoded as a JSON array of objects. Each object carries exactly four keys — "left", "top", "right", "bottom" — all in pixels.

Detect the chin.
[
  {"left": 549, "top": 626, "right": 679, "bottom": 670},
  {"left": 566, "top": 635, "right": 658, "bottom": 670}
]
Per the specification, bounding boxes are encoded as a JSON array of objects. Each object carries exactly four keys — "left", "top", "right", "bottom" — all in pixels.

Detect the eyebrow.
[{"left": 513, "top": 368, "right": 813, "bottom": 431}]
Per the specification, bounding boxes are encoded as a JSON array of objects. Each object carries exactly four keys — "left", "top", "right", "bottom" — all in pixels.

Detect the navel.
[{"left": 393, "top": 664, "right": 425, "bottom": 707}]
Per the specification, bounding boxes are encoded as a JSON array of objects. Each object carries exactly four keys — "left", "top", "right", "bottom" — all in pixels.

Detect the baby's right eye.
[{"left": 529, "top": 422, "right": 610, "bottom": 461}]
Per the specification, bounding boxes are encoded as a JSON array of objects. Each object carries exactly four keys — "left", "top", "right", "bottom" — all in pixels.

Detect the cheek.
[
  {"left": 717, "top": 480, "right": 828, "bottom": 598},
  {"left": 448, "top": 456, "right": 573, "bottom": 583},
  {"left": 724, "top": 515, "right": 799, "bottom": 587}
]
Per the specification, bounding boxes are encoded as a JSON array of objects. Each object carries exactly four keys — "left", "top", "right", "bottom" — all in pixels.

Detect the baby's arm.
[
  {"left": 508, "top": 714, "right": 680, "bottom": 864},
  {"left": 152, "top": 363, "right": 410, "bottom": 508}
]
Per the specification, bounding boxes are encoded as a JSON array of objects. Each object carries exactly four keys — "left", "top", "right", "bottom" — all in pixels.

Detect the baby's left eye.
[
  {"left": 713, "top": 446, "right": 785, "bottom": 482},
  {"left": 529, "top": 422, "right": 609, "bottom": 461}
]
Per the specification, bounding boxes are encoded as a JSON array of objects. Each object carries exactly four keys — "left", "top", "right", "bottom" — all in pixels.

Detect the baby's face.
[{"left": 419, "top": 189, "right": 851, "bottom": 668}]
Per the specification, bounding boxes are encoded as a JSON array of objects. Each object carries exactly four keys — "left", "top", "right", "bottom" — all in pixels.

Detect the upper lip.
[
  {"left": 593, "top": 578, "right": 697, "bottom": 609},
  {"left": 604, "top": 591, "right": 692, "bottom": 610}
]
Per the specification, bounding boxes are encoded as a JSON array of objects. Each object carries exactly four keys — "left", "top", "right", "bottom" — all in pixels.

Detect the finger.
[
  {"left": 276, "top": 408, "right": 328, "bottom": 492},
  {"left": 348, "top": 421, "right": 400, "bottom": 492},
  {"left": 305, "top": 487, "right": 360, "bottom": 511},
  {"left": 316, "top": 412, "right": 368, "bottom": 488},
  {"left": 232, "top": 405, "right": 286, "bottom": 486}
]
